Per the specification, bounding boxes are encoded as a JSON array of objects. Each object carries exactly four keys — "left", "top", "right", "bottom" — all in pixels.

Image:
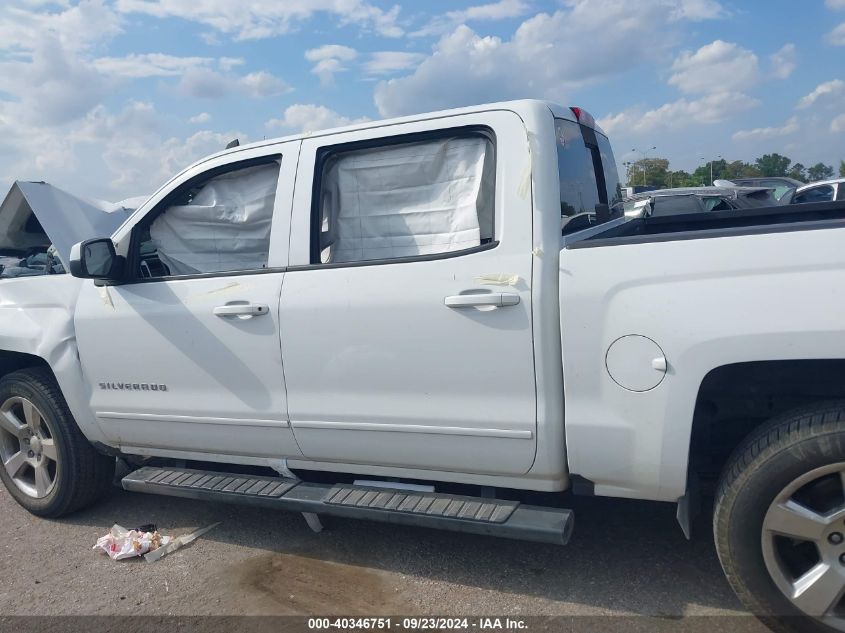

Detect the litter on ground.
[{"left": 93, "top": 522, "right": 220, "bottom": 562}]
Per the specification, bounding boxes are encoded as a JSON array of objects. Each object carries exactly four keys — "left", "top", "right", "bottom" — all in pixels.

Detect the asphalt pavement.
[{"left": 0, "top": 481, "right": 768, "bottom": 631}]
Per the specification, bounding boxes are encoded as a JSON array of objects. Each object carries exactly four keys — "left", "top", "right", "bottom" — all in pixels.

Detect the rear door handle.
[
  {"left": 444, "top": 293, "right": 520, "bottom": 308},
  {"left": 213, "top": 303, "right": 270, "bottom": 317}
]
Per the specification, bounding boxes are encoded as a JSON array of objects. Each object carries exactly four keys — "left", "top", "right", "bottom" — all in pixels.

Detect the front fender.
[{"left": 0, "top": 276, "right": 109, "bottom": 445}]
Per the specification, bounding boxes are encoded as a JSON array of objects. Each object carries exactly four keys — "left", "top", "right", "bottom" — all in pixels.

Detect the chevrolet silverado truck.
[{"left": 2, "top": 100, "right": 845, "bottom": 631}]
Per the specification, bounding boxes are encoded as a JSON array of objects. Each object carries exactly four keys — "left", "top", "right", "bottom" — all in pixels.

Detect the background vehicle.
[
  {"left": 793, "top": 177, "right": 845, "bottom": 204},
  {"left": 619, "top": 185, "right": 657, "bottom": 197},
  {"left": 4, "top": 100, "right": 845, "bottom": 632},
  {"left": 615, "top": 185, "right": 781, "bottom": 217},
  {"left": 726, "top": 176, "right": 804, "bottom": 200}
]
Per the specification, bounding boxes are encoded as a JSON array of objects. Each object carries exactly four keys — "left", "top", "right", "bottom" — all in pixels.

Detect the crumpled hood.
[{"left": 0, "top": 181, "right": 144, "bottom": 267}]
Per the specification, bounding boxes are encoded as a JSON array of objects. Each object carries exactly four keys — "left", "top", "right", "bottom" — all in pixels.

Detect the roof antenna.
[{"left": 225, "top": 138, "right": 239, "bottom": 149}]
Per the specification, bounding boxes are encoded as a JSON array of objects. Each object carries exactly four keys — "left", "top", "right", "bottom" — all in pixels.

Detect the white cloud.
[
  {"left": 796, "top": 79, "right": 845, "bottom": 109},
  {"left": 93, "top": 53, "right": 212, "bottom": 78},
  {"left": 375, "top": 2, "right": 728, "bottom": 117},
  {"left": 0, "top": 97, "right": 242, "bottom": 198},
  {"left": 672, "top": 0, "right": 729, "bottom": 20},
  {"left": 668, "top": 40, "right": 759, "bottom": 94},
  {"left": 266, "top": 104, "right": 370, "bottom": 133},
  {"left": 412, "top": 0, "right": 530, "bottom": 37},
  {"left": 831, "top": 113, "right": 845, "bottom": 133},
  {"left": 829, "top": 22, "right": 845, "bottom": 46},
  {"left": 114, "top": 0, "right": 403, "bottom": 40},
  {"left": 768, "top": 43, "right": 796, "bottom": 80},
  {"left": 305, "top": 44, "right": 357, "bottom": 85},
  {"left": 599, "top": 92, "right": 760, "bottom": 136},
  {"left": 827, "top": 0, "right": 845, "bottom": 9},
  {"left": 305, "top": 44, "right": 358, "bottom": 63},
  {"left": 732, "top": 117, "right": 799, "bottom": 141},
  {"left": 188, "top": 112, "right": 211, "bottom": 124},
  {"left": 218, "top": 57, "right": 244, "bottom": 71},
  {"left": 239, "top": 71, "right": 292, "bottom": 97},
  {"left": 0, "top": 0, "right": 122, "bottom": 53},
  {"left": 364, "top": 52, "right": 426, "bottom": 76},
  {"left": 178, "top": 67, "right": 291, "bottom": 99},
  {"left": 0, "top": 36, "right": 111, "bottom": 126}
]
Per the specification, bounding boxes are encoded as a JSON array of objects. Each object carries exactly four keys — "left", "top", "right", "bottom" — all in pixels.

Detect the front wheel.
[
  {"left": 0, "top": 367, "right": 114, "bottom": 517},
  {"left": 715, "top": 401, "right": 845, "bottom": 632}
]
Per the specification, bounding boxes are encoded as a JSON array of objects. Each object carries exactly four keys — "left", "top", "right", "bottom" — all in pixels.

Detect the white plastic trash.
[{"left": 93, "top": 524, "right": 172, "bottom": 561}]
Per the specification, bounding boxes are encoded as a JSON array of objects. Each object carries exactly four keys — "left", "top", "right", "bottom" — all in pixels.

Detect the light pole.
[
  {"left": 632, "top": 146, "right": 656, "bottom": 186},
  {"left": 622, "top": 161, "right": 634, "bottom": 187},
  {"left": 700, "top": 154, "right": 722, "bottom": 186}
]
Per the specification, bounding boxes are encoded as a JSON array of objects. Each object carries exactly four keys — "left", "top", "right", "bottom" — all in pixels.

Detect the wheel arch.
[
  {"left": 0, "top": 350, "right": 51, "bottom": 379},
  {"left": 688, "top": 359, "right": 845, "bottom": 488},
  {"left": 0, "top": 345, "right": 109, "bottom": 446}
]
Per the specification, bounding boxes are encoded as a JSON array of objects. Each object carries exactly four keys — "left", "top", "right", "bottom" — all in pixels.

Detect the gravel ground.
[{"left": 0, "top": 480, "right": 767, "bottom": 630}]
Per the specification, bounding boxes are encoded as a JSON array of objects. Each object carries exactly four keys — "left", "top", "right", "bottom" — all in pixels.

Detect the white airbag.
[
  {"left": 321, "top": 137, "right": 493, "bottom": 263},
  {"left": 150, "top": 162, "right": 279, "bottom": 275}
]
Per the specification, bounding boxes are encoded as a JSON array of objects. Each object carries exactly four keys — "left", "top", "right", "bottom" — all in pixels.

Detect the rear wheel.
[
  {"left": 715, "top": 401, "right": 845, "bottom": 632},
  {"left": 0, "top": 367, "right": 114, "bottom": 517}
]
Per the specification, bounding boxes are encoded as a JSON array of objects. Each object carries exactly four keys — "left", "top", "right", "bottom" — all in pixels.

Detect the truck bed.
[
  {"left": 571, "top": 200, "right": 845, "bottom": 248},
  {"left": 558, "top": 198, "right": 845, "bottom": 501}
]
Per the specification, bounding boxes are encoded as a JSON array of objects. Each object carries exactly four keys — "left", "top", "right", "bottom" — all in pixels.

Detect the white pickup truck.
[{"left": 2, "top": 100, "right": 845, "bottom": 631}]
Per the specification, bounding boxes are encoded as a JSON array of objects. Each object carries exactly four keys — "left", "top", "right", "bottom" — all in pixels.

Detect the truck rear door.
[{"left": 279, "top": 111, "right": 538, "bottom": 476}]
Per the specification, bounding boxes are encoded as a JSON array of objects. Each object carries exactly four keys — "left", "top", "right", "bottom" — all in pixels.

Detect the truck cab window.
[
  {"left": 135, "top": 161, "right": 280, "bottom": 278},
  {"left": 315, "top": 135, "right": 494, "bottom": 264},
  {"left": 555, "top": 119, "right": 601, "bottom": 228}
]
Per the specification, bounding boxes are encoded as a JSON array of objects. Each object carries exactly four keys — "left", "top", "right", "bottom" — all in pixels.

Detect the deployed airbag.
[
  {"left": 150, "top": 162, "right": 279, "bottom": 275},
  {"left": 320, "top": 136, "right": 494, "bottom": 263}
]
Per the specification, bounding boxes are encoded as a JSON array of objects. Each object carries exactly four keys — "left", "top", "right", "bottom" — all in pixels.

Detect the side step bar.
[{"left": 122, "top": 466, "right": 573, "bottom": 545}]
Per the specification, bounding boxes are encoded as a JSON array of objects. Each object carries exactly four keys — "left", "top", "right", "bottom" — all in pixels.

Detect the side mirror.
[{"left": 69, "top": 238, "right": 123, "bottom": 280}]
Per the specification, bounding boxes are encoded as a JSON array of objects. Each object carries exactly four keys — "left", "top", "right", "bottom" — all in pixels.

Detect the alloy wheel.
[{"left": 0, "top": 396, "right": 58, "bottom": 499}]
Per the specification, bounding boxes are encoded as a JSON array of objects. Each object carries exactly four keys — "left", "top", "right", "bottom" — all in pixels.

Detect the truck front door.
[{"left": 74, "top": 142, "right": 302, "bottom": 460}]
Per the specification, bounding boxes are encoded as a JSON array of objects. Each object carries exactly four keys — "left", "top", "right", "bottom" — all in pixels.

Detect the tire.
[
  {"left": 714, "top": 401, "right": 845, "bottom": 633},
  {"left": 0, "top": 367, "right": 114, "bottom": 517}
]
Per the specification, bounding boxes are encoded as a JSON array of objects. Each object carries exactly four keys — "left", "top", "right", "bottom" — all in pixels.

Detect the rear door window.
[{"left": 314, "top": 133, "right": 495, "bottom": 265}]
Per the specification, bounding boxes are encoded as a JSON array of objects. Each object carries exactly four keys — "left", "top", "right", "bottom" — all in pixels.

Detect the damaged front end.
[{"left": 0, "top": 181, "right": 143, "bottom": 280}]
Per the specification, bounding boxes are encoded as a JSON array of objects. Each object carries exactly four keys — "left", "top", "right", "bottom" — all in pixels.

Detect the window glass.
[
  {"left": 794, "top": 185, "right": 834, "bottom": 205},
  {"left": 316, "top": 135, "right": 494, "bottom": 264},
  {"left": 136, "top": 161, "right": 280, "bottom": 278},
  {"left": 837, "top": 185, "right": 845, "bottom": 202},
  {"left": 555, "top": 119, "right": 600, "bottom": 224},
  {"left": 595, "top": 131, "right": 622, "bottom": 207}
]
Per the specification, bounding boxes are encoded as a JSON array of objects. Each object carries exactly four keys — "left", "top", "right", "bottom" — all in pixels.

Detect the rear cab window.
[{"left": 555, "top": 116, "right": 621, "bottom": 234}]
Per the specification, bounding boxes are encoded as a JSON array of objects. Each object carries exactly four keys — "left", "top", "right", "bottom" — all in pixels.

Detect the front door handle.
[
  {"left": 213, "top": 303, "right": 270, "bottom": 317},
  {"left": 444, "top": 293, "right": 520, "bottom": 308}
]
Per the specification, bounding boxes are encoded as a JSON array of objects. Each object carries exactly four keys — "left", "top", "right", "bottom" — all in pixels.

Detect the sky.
[{"left": 0, "top": 0, "right": 843, "bottom": 200}]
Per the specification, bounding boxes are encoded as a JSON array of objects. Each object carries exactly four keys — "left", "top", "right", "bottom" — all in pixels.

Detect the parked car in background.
[
  {"left": 615, "top": 186, "right": 781, "bottom": 217},
  {"left": 725, "top": 176, "right": 804, "bottom": 200},
  {"left": 793, "top": 177, "right": 845, "bottom": 204},
  {"left": 619, "top": 185, "right": 657, "bottom": 197}
]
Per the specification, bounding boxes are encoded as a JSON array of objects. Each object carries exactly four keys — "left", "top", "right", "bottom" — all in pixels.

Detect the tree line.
[{"left": 625, "top": 155, "right": 845, "bottom": 189}]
